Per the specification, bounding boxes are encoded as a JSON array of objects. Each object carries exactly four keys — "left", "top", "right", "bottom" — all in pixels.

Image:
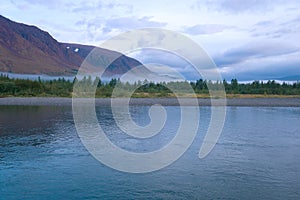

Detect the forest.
[{"left": 1, "top": 74, "right": 300, "bottom": 97}]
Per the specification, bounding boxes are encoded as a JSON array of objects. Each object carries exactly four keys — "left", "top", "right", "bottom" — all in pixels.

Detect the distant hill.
[
  {"left": 0, "top": 15, "right": 147, "bottom": 76},
  {"left": 277, "top": 75, "right": 300, "bottom": 81}
]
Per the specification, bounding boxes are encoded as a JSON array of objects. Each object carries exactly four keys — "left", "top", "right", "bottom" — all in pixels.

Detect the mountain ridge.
[{"left": 0, "top": 15, "right": 146, "bottom": 76}]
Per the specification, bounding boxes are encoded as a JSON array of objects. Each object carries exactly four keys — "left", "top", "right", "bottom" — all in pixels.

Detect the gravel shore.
[{"left": 0, "top": 97, "right": 300, "bottom": 107}]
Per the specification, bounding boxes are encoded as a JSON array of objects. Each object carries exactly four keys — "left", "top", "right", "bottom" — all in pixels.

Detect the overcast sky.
[{"left": 1, "top": 0, "right": 300, "bottom": 80}]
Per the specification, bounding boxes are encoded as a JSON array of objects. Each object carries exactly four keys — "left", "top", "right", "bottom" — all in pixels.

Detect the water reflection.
[
  {"left": 0, "top": 106, "right": 300, "bottom": 200},
  {"left": 0, "top": 106, "right": 71, "bottom": 136},
  {"left": 96, "top": 106, "right": 182, "bottom": 152}
]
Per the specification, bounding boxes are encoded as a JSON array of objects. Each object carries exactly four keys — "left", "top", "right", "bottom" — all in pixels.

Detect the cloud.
[
  {"left": 130, "top": 49, "right": 190, "bottom": 70},
  {"left": 75, "top": 16, "right": 167, "bottom": 43},
  {"left": 16, "top": 0, "right": 67, "bottom": 9},
  {"left": 218, "top": 51, "right": 300, "bottom": 80},
  {"left": 211, "top": 0, "right": 273, "bottom": 13},
  {"left": 195, "top": 0, "right": 298, "bottom": 13},
  {"left": 212, "top": 41, "right": 300, "bottom": 80},
  {"left": 104, "top": 16, "right": 167, "bottom": 31},
  {"left": 214, "top": 41, "right": 300, "bottom": 67},
  {"left": 81, "top": 16, "right": 167, "bottom": 31},
  {"left": 72, "top": 1, "right": 133, "bottom": 14},
  {"left": 250, "top": 16, "right": 300, "bottom": 39},
  {"left": 184, "top": 24, "right": 233, "bottom": 35},
  {"left": 128, "top": 37, "right": 300, "bottom": 81},
  {"left": 129, "top": 49, "right": 204, "bottom": 80}
]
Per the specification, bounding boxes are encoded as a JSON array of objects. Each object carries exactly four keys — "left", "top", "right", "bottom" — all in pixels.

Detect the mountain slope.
[{"left": 0, "top": 15, "right": 147, "bottom": 76}]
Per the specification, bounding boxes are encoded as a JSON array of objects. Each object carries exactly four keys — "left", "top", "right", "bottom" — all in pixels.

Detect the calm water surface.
[{"left": 0, "top": 105, "right": 299, "bottom": 199}]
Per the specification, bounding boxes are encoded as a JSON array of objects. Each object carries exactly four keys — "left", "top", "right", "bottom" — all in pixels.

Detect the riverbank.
[{"left": 0, "top": 97, "right": 300, "bottom": 107}]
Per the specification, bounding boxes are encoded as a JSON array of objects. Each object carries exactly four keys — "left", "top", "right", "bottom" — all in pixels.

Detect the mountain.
[{"left": 0, "top": 15, "right": 147, "bottom": 76}]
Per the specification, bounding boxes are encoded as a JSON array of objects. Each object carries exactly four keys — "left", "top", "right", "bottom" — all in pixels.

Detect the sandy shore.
[{"left": 0, "top": 97, "right": 300, "bottom": 107}]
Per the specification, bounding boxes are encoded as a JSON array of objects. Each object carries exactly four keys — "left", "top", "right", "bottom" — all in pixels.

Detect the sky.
[{"left": 1, "top": 0, "right": 300, "bottom": 81}]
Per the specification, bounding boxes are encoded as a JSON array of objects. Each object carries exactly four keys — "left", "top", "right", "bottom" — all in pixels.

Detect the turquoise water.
[{"left": 1, "top": 106, "right": 300, "bottom": 199}]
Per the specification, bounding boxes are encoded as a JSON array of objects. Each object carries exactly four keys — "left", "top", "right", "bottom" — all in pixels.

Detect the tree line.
[{"left": 1, "top": 74, "right": 300, "bottom": 97}]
